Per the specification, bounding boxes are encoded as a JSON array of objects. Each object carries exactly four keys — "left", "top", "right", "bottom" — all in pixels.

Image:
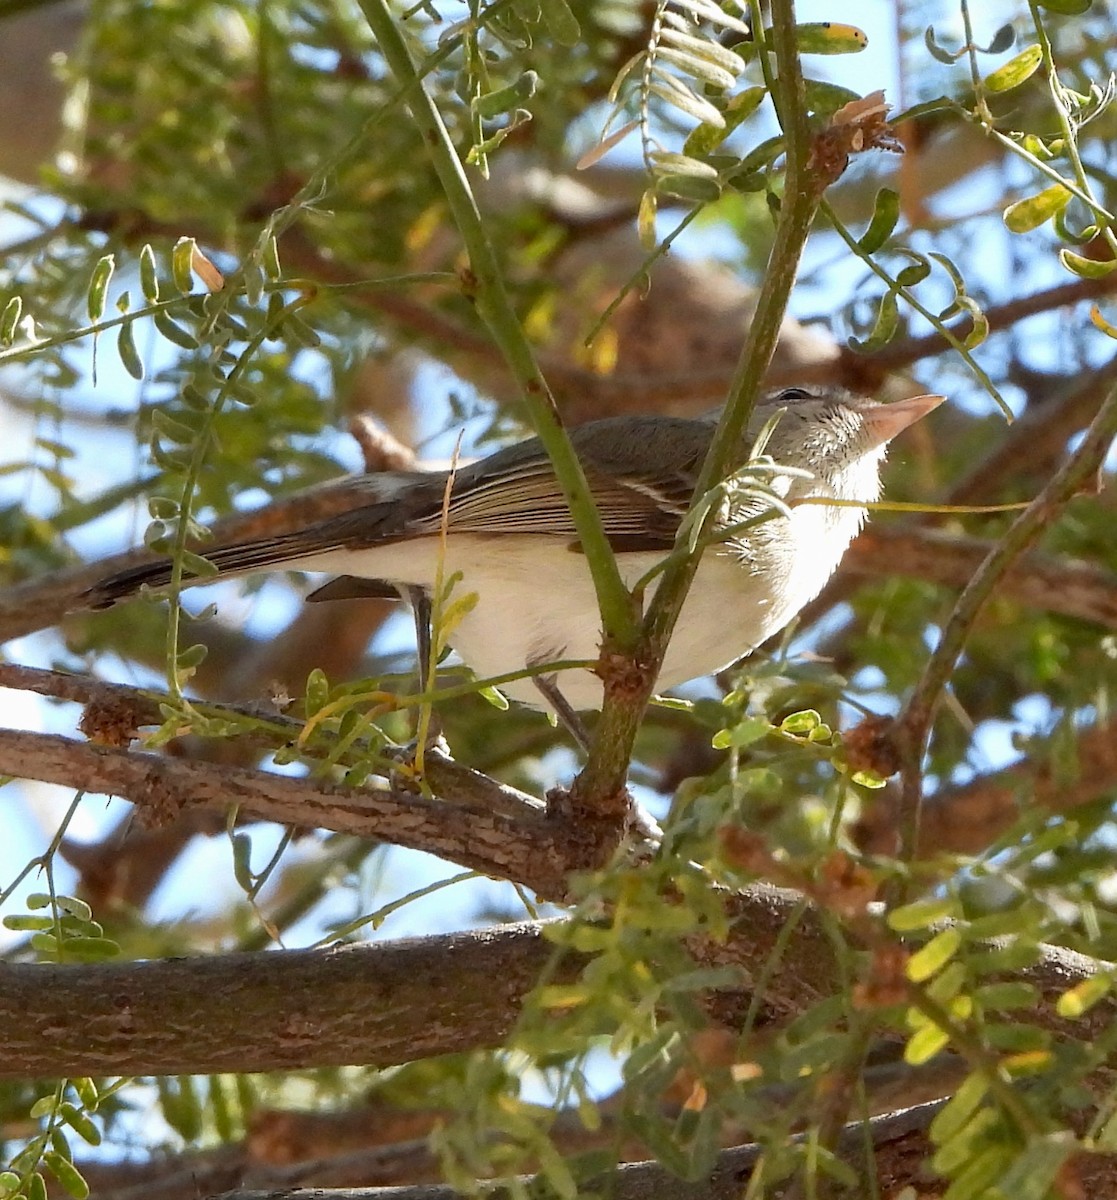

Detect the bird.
[{"left": 84, "top": 386, "right": 942, "bottom": 739}]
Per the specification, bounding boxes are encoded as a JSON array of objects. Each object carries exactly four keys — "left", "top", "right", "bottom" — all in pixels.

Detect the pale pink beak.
[{"left": 862, "top": 393, "right": 945, "bottom": 448}]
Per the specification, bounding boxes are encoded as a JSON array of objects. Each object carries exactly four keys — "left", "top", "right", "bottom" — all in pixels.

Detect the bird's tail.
[{"left": 82, "top": 526, "right": 345, "bottom": 611}]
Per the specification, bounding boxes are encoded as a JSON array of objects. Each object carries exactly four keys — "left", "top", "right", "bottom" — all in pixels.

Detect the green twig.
[
  {"left": 575, "top": 0, "right": 819, "bottom": 804},
  {"left": 1027, "top": 0, "right": 1117, "bottom": 257},
  {"left": 894, "top": 380, "right": 1117, "bottom": 863},
  {"left": 356, "top": 0, "right": 636, "bottom": 652}
]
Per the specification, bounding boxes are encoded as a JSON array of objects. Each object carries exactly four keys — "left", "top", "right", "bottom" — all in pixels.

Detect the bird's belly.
[{"left": 299, "top": 514, "right": 852, "bottom": 712}]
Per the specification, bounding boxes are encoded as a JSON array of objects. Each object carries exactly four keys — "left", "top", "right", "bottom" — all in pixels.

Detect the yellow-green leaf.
[
  {"left": 888, "top": 895, "right": 958, "bottom": 932},
  {"left": 1060, "top": 248, "right": 1117, "bottom": 278},
  {"left": 1003, "top": 184, "right": 1072, "bottom": 232},
  {"left": 906, "top": 927, "right": 962, "bottom": 982},
  {"left": 904, "top": 1020, "right": 950, "bottom": 1064},
  {"left": 1056, "top": 972, "right": 1112, "bottom": 1018},
  {"left": 795, "top": 21, "right": 868, "bottom": 54},
  {"left": 985, "top": 44, "right": 1042, "bottom": 92},
  {"left": 1090, "top": 303, "right": 1117, "bottom": 339},
  {"left": 638, "top": 189, "right": 658, "bottom": 251}
]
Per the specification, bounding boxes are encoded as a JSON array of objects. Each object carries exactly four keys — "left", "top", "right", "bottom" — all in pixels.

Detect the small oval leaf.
[
  {"left": 985, "top": 44, "right": 1042, "bottom": 92},
  {"left": 795, "top": 21, "right": 868, "bottom": 55},
  {"left": 1003, "top": 184, "right": 1072, "bottom": 232},
  {"left": 858, "top": 187, "right": 900, "bottom": 252}
]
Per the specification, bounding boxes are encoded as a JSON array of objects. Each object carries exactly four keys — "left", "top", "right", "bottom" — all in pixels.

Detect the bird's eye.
[{"left": 776, "top": 386, "right": 814, "bottom": 402}]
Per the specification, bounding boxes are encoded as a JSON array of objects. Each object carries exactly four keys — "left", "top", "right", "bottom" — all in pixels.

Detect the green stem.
[
  {"left": 575, "top": 0, "right": 819, "bottom": 803},
  {"left": 356, "top": 0, "right": 636, "bottom": 650},
  {"left": 820, "top": 197, "right": 1006, "bottom": 411},
  {"left": 1027, "top": 0, "right": 1117, "bottom": 256}
]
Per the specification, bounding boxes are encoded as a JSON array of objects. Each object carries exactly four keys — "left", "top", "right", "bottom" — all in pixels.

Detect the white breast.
[{"left": 297, "top": 496, "right": 865, "bottom": 712}]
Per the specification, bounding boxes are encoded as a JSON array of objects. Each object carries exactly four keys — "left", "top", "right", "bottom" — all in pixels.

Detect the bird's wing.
[
  {"left": 83, "top": 418, "right": 714, "bottom": 608},
  {"left": 384, "top": 416, "right": 711, "bottom": 552}
]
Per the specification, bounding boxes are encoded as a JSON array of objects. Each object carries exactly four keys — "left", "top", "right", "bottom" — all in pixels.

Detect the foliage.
[{"left": 2, "top": 0, "right": 1117, "bottom": 1198}]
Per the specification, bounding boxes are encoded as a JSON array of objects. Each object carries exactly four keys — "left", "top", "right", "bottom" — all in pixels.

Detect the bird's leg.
[
  {"left": 532, "top": 673, "right": 592, "bottom": 755},
  {"left": 403, "top": 585, "right": 433, "bottom": 693}
]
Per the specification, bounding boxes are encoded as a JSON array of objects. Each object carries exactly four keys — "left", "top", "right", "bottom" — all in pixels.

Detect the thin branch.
[
  {"left": 574, "top": 0, "right": 820, "bottom": 808},
  {"left": 355, "top": 0, "right": 635, "bottom": 652},
  {"left": 892, "top": 380, "right": 1117, "bottom": 861},
  {"left": 0, "top": 727, "right": 572, "bottom": 896}
]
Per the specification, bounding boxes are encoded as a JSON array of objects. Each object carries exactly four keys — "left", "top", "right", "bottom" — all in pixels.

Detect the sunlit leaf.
[
  {"left": 906, "top": 927, "right": 961, "bottom": 982},
  {"left": 87, "top": 255, "right": 115, "bottom": 323},
  {"left": 794, "top": 22, "right": 868, "bottom": 55},
  {"left": 985, "top": 44, "right": 1042, "bottom": 92},
  {"left": 1035, "top": 0, "right": 1091, "bottom": 12},
  {"left": 1003, "top": 184, "right": 1072, "bottom": 232},
  {"left": 1059, "top": 247, "right": 1117, "bottom": 277}
]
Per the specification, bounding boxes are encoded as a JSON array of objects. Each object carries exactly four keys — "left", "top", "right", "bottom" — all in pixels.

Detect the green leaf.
[
  {"left": 858, "top": 187, "right": 900, "bottom": 253},
  {"left": 670, "top": 0, "right": 749, "bottom": 37},
  {"left": 684, "top": 85, "right": 766, "bottom": 156},
  {"left": 904, "top": 1020, "right": 950, "bottom": 1064},
  {"left": 44, "top": 1153, "right": 88, "bottom": 1200},
  {"left": 472, "top": 70, "right": 539, "bottom": 119},
  {"left": 896, "top": 258, "right": 931, "bottom": 286},
  {"left": 0, "top": 295, "right": 22, "bottom": 344},
  {"left": 59, "top": 936, "right": 120, "bottom": 962},
  {"left": 780, "top": 709, "right": 821, "bottom": 734},
  {"left": 304, "top": 667, "right": 330, "bottom": 715},
  {"left": 802, "top": 78, "right": 861, "bottom": 116},
  {"left": 906, "top": 927, "right": 961, "bottom": 982},
  {"left": 659, "top": 28, "right": 746, "bottom": 79},
  {"left": 656, "top": 47, "right": 737, "bottom": 91},
  {"left": 795, "top": 22, "right": 868, "bottom": 55},
  {"left": 1090, "top": 302, "right": 1117, "bottom": 339},
  {"left": 55, "top": 895, "right": 92, "bottom": 922},
  {"left": 59, "top": 1104, "right": 101, "bottom": 1146},
  {"left": 1003, "top": 184, "right": 1072, "bottom": 232},
  {"left": 973, "top": 981, "right": 1039, "bottom": 1011},
  {"left": 985, "top": 44, "right": 1043, "bottom": 93},
  {"left": 711, "top": 716, "right": 769, "bottom": 749},
  {"left": 638, "top": 189, "right": 658, "bottom": 251},
  {"left": 232, "top": 833, "right": 254, "bottom": 891},
  {"left": 887, "top": 895, "right": 958, "bottom": 932},
  {"left": 3, "top": 914, "right": 56, "bottom": 931},
  {"left": 1059, "top": 247, "right": 1117, "bottom": 278},
  {"left": 540, "top": 0, "right": 579, "bottom": 45},
  {"left": 87, "top": 255, "right": 115, "bottom": 322},
  {"left": 139, "top": 244, "right": 160, "bottom": 302},
  {"left": 478, "top": 684, "right": 509, "bottom": 710},
  {"left": 990, "top": 1132, "right": 1077, "bottom": 1200},
  {"left": 929, "top": 1071, "right": 989, "bottom": 1145},
  {"left": 175, "top": 642, "right": 209, "bottom": 671},
  {"left": 172, "top": 237, "right": 196, "bottom": 294},
  {"left": 1056, "top": 972, "right": 1111, "bottom": 1017},
  {"left": 117, "top": 320, "right": 144, "bottom": 380},
  {"left": 848, "top": 290, "right": 899, "bottom": 352},
  {"left": 154, "top": 311, "right": 199, "bottom": 349},
  {"left": 1035, "top": 0, "right": 1091, "bottom": 12},
  {"left": 924, "top": 26, "right": 963, "bottom": 65}
]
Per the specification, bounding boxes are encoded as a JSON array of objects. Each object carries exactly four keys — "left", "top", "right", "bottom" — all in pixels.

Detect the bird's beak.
[{"left": 862, "top": 393, "right": 945, "bottom": 447}]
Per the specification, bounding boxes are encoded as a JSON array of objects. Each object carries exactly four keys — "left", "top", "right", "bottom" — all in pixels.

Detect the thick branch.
[
  {"left": 0, "top": 727, "right": 576, "bottom": 897},
  {"left": 0, "top": 921, "right": 585, "bottom": 1079}
]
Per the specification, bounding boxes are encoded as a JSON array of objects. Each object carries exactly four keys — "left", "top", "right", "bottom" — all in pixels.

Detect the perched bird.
[{"left": 85, "top": 386, "right": 942, "bottom": 736}]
